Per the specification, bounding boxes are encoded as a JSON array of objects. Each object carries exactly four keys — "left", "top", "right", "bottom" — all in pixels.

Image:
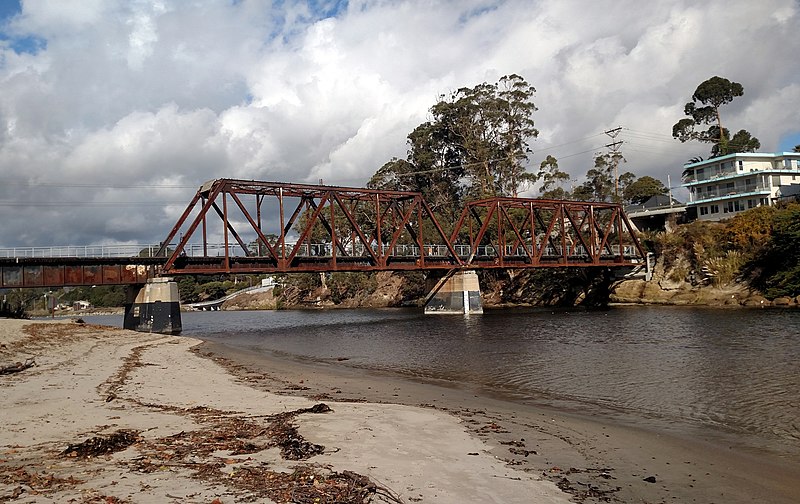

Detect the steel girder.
[
  {"left": 449, "top": 197, "right": 646, "bottom": 268},
  {"left": 157, "top": 179, "right": 646, "bottom": 274},
  {"left": 156, "top": 179, "right": 463, "bottom": 274}
]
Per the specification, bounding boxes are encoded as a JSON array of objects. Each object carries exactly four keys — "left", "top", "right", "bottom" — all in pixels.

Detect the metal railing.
[
  {"left": 1, "top": 242, "right": 640, "bottom": 260},
  {"left": 693, "top": 184, "right": 769, "bottom": 202},
  {"left": 0, "top": 244, "right": 164, "bottom": 259}
]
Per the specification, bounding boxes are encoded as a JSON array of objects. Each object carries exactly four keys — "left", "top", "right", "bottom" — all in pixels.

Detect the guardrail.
[
  {"left": 0, "top": 244, "right": 164, "bottom": 259},
  {"left": 1, "top": 242, "right": 639, "bottom": 260}
]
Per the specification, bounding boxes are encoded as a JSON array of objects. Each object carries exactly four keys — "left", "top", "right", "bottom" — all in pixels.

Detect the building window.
[
  {"left": 710, "top": 204, "right": 719, "bottom": 214},
  {"left": 738, "top": 160, "right": 744, "bottom": 171},
  {"left": 785, "top": 159, "right": 792, "bottom": 169},
  {"left": 723, "top": 201, "right": 744, "bottom": 213},
  {"left": 700, "top": 206, "right": 709, "bottom": 215},
  {"left": 760, "top": 198, "right": 769, "bottom": 206},
  {"left": 747, "top": 199, "right": 755, "bottom": 209}
]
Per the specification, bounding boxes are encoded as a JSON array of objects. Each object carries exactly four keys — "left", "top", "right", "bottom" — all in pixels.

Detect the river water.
[{"left": 84, "top": 306, "right": 800, "bottom": 458}]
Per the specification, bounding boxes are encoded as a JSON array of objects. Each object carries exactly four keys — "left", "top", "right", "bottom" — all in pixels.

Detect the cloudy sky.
[{"left": 1, "top": 0, "right": 798, "bottom": 248}]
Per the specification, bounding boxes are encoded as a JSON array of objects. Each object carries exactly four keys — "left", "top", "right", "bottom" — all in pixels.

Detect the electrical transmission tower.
[{"left": 604, "top": 127, "right": 623, "bottom": 198}]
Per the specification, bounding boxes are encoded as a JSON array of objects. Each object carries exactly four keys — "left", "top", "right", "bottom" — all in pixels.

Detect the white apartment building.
[{"left": 681, "top": 152, "right": 800, "bottom": 221}]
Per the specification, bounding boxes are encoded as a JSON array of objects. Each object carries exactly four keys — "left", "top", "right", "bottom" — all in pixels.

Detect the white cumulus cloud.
[{"left": 0, "top": 0, "right": 798, "bottom": 246}]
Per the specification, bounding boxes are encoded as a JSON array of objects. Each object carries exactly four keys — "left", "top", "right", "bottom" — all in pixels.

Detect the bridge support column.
[
  {"left": 424, "top": 270, "right": 483, "bottom": 315},
  {"left": 123, "top": 278, "right": 182, "bottom": 334}
]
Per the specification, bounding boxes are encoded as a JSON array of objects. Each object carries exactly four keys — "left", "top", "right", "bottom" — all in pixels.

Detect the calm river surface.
[{"left": 85, "top": 306, "right": 800, "bottom": 457}]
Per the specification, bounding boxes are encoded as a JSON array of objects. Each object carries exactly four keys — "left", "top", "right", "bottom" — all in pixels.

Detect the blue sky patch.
[
  {"left": 778, "top": 132, "right": 800, "bottom": 152},
  {"left": 0, "top": 0, "right": 21, "bottom": 22},
  {"left": 0, "top": 0, "right": 46, "bottom": 55},
  {"left": 308, "top": 0, "right": 348, "bottom": 19}
]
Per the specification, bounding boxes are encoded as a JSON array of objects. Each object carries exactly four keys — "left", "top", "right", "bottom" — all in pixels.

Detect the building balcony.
[
  {"left": 690, "top": 187, "right": 771, "bottom": 204},
  {"left": 683, "top": 166, "right": 800, "bottom": 186},
  {"left": 682, "top": 170, "right": 737, "bottom": 185}
]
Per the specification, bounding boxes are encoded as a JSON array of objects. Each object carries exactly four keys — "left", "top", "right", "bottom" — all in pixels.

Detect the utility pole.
[
  {"left": 604, "top": 127, "right": 623, "bottom": 198},
  {"left": 667, "top": 174, "right": 674, "bottom": 207}
]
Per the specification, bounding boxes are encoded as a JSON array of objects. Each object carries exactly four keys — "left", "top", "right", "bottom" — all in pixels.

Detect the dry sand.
[{"left": 0, "top": 319, "right": 570, "bottom": 503}]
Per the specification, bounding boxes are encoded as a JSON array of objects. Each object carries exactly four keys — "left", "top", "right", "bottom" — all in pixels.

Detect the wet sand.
[{"left": 199, "top": 340, "right": 800, "bottom": 504}]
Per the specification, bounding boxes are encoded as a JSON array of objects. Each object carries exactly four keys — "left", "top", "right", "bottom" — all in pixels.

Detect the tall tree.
[
  {"left": 430, "top": 74, "right": 538, "bottom": 198},
  {"left": 672, "top": 76, "right": 760, "bottom": 157},
  {"left": 573, "top": 153, "right": 618, "bottom": 202},
  {"left": 496, "top": 75, "right": 539, "bottom": 196},
  {"left": 370, "top": 74, "right": 539, "bottom": 211},
  {"left": 536, "top": 155, "right": 572, "bottom": 199},
  {"left": 623, "top": 175, "right": 668, "bottom": 205}
]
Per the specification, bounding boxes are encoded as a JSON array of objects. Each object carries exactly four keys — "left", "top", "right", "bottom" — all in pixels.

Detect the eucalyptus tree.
[
  {"left": 371, "top": 74, "right": 540, "bottom": 209},
  {"left": 537, "top": 155, "right": 571, "bottom": 199},
  {"left": 672, "top": 76, "right": 760, "bottom": 156}
]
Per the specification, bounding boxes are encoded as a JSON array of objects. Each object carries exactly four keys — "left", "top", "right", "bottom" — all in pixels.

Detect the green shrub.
[
  {"left": 750, "top": 203, "right": 800, "bottom": 298},
  {"left": 702, "top": 250, "right": 745, "bottom": 286}
]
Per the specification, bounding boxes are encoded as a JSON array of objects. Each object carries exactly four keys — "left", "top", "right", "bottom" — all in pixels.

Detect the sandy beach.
[
  {"left": 2, "top": 319, "right": 799, "bottom": 503},
  {"left": 0, "top": 319, "right": 568, "bottom": 503},
  {"left": 199, "top": 340, "right": 800, "bottom": 504}
]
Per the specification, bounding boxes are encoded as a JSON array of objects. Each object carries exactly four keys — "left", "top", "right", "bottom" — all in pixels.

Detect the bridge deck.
[{"left": 0, "top": 257, "right": 163, "bottom": 288}]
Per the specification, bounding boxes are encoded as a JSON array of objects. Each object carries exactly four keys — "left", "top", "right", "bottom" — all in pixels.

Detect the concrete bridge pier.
[
  {"left": 424, "top": 270, "right": 483, "bottom": 315},
  {"left": 123, "top": 278, "right": 182, "bottom": 334}
]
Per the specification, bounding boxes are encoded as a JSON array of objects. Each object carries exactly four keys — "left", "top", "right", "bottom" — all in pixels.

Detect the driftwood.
[{"left": 0, "top": 358, "right": 35, "bottom": 375}]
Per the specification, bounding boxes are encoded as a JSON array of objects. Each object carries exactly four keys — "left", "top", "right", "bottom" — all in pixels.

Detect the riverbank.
[
  {"left": 198, "top": 339, "right": 800, "bottom": 504},
  {"left": 0, "top": 319, "right": 569, "bottom": 503}
]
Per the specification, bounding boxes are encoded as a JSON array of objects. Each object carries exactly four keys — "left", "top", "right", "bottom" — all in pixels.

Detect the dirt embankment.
[
  {"left": 221, "top": 289, "right": 278, "bottom": 311},
  {"left": 610, "top": 255, "right": 800, "bottom": 308},
  {"left": 222, "top": 272, "right": 409, "bottom": 311},
  {"left": 219, "top": 262, "right": 799, "bottom": 312}
]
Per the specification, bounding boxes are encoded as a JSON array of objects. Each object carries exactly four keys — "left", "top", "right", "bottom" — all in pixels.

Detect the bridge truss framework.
[
  {"left": 155, "top": 178, "right": 646, "bottom": 275},
  {"left": 0, "top": 179, "right": 647, "bottom": 288}
]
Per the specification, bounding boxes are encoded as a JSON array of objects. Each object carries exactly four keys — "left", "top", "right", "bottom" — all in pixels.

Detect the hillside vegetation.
[{"left": 641, "top": 202, "right": 800, "bottom": 299}]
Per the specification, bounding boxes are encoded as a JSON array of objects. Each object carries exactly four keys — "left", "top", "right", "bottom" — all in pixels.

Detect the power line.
[
  {"left": 623, "top": 127, "right": 676, "bottom": 140},
  {"left": 623, "top": 127, "right": 765, "bottom": 151},
  {"left": 0, "top": 180, "right": 197, "bottom": 189},
  {"left": 534, "top": 132, "right": 607, "bottom": 152},
  {"left": 0, "top": 201, "right": 186, "bottom": 207},
  {"left": 557, "top": 144, "right": 609, "bottom": 160}
]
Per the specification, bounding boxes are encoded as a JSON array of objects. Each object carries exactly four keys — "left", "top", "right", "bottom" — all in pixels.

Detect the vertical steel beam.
[
  {"left": 279, "top": 188, "right": 286, "bottom": 267},
  {"left": 330, "top": 194, "right": 337, "bottom": 268},
  {"left": 223, "top": 192, "right": 230, "bottom": 272},
  {"left": 202, "top": 196, "right": 208, "bottom": 257}
]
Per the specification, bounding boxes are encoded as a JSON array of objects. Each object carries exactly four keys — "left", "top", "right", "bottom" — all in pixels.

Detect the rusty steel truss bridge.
[{"left": 0, "top": 178, "right": 646, "bottom": 289}]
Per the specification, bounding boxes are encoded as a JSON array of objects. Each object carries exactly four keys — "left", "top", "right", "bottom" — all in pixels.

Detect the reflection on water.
[{"left": 84, "top": 306, "right": 800, "bottom": 456}]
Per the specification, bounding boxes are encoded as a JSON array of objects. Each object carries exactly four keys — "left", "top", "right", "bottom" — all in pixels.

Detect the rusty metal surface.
[
  {"left": 0, "top": 258, "right": 162, "bottom": 288},
  {"left": 157, "top": 179, "right": 645, "bottom": 275},
  {"left": 0, "top": 180, "right": 646, "bottom": 287},
  {"left": 449, "top": 197, "right": 645, "bottom": 268}
]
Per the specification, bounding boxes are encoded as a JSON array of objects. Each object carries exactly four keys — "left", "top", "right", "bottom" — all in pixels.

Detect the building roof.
[
  {"left": 682, "top": 151, "right": 800, "bottom": 169},
  {"left": 626, "top": 194, "right": 683, "bottom": 211}
]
